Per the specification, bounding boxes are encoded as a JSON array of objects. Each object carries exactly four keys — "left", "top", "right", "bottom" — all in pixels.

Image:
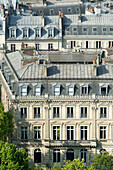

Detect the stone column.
[{"left": 92, "top": 107, "right": 96, "bottom": 140}]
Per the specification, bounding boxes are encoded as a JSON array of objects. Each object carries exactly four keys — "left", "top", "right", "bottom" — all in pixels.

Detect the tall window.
[
  {"left": 34, "top": 126, "right": 41, "bottom": 139},
  {"left": 100, "top": 107, "right": 107, "bottom": 118},
  {"left": 48, "top": 43, "right": 53, "bottom": 50},
  {"left": 34, "top": 149, "right": 41, "bottom": 163},
  {"left": 36, "top": 44, "right": 40, "bottom": 50},
  {"left": 35, "top": 29, "right": 40, "bottom": 38},
  {"left": 53, "top": 126, "right": 60, "bottom": 140},
  {"left": 100, "top": 85, "right": 108, "bottom": 96},
  {"left": 67, "top": 107, "right": 73, "bottom": 118},
  {"left": 67, "top": 85, "right": 74, "bottom": 96},
  {"left": 100, "top": 126, "right": 106, "bottom": 139},
  {"left": 23, "top": 29, "right": 28, "bottom": 38},
  {"left": 20, "top": 108, "right": 27, "bottom": 118},
  {"left": 21, "top": 126, "right": 28, "bottom": 139},
  {"left": 34, "top": 107, "right": 40, "bottom": 118},
  {"left": 81, "top": 126, "right": 87, "bottom": 140},
  {"left": 53, "top": 85, "right": 60, "bottom": 96},
  {"left": 48, "top": 29, "right": 53, "bottom": 37},
  {"left": 80, "top": 149, "right": 87, "bottom": 163},
  {"left": 67, "top": 126, "right": 74, "bottom": 140},
  {"left": 11, "top": 29, "right": 15, "bottom": 38},
  {"left": 53, "top": 107, "right": 60, "bottom": 118},
  {"left": 20, "top": 85, "right": 27, "bottom": 96},
  {"left": 80, "top": 85, "right": 88, "bottom": 96},
  {"left": 66, "top": 149, "right": 74, "bottom": 161},
  {"left": 34, "top": 85, "right": 41, "bottom": 96},
  {"left": 81, "top": 107, "right": 87, "bottom": 118},
  {"left": 53, "top": 149, "right": 60, "bottom": 163},
  {"left": 11, "top": 44, "right": 15, "bottom": 52}
]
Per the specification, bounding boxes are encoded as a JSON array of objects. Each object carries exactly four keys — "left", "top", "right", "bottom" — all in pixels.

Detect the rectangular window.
[
  {"left": 81, "top": 86, "right": 88, "bottom": 95},
  {"left": 103, "top": 28, "right": 106, "bottom": 32},
  {"left": 81, "top": 126, "right": 87, "bottom": 140},
  {"left": 67, "top": 126, "right": 74, "bottom": 140},
  {"left": 73, "top": 28, "right": 77, "bottom": 32},
  {"left": 53, "top": 107, "right": 60, "bottom": 118},
  {"left": 93, "top": 28, "right": 97, "bottom": 31},
  {"left": 20, "top": 86, "right": 27, "bottom": 96},
  {"left": 23, "top": 29, "right": 27, "bottom": 38},
  {"left": 48, "top": 43, "right": 53, "bottom": 50},
  {"left": 53, "top": 85, "right": 60, "bottom": 96},
  {"left": 34, "top": 86, "right": 41, "bottom": 96},
  {"left": 21, "top": 127, "right": 28, "bottom": 139},
  {"left": 50, "top": 9, "right": 54, "bottom": 15},
  {"left": 83, "top": 28, "right": 87, "bottom": 32},
  {"left": 67, "top": 86, "right": 74, "bottom": 95},
  {"left": 20, "top": 108, "right": 27, "bottom": 118},
  {"left": 11, "top": 44, "right": 15, "bottom": 52},
  {"left": 67, "top": 107, "right": 73, "bottom": 118},
  {"left": 53, "top": 150, "right": 60, "bottom": 163},
  {"left": 100, "top": 107, "right": 107, "bottom": 118},
  {"left": 67, "top": 8, "right": 72, "bottom": 13},
  {"left": 36, "top": 44, "right": 40, "bottom": 50},
  {"left": 100, "top": 126, "right": 106, "bottom": 139},
  {"left": 100, "top": 87, "right": 107, "bottom": 96},
  {"left": 34, "top": 126, "right": 41, "bottom": 139},
  {"left": 53, "top": 126, "right": 60, "bottom": 140},
  {"left": 35, "top": 29, "right": 40, "bottom": 38},
  {"left": 34, "top": 107, "right": 40, "bottom": 118},
  {"left": 86, "top": 41, "right": 88, "bottom": 48},
  {"left": 48, "top": 29, "right": 53, "bottom": 37},
  {"left": 81, "top": 107, "right": 87, "bottom": 118},
  {"left": 110, "top": 28, "right": 113, "bottom": 31},
  {"left": 11, "top": 29, "right": 15, "bottom": 38}
]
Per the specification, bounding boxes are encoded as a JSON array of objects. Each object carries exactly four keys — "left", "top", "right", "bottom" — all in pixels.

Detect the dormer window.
[
  {"left": 53, "top": 84, "right": 60, "bottom": 96},
  {"left": 33, "top": 84, "right": 41, "bottom": 96},
  {"left": 22, "top": 28, "right": 29, "bottom": 38},
  {"left": 67, "top": 85, "right": 74, "bottom": 96},
  {"left": 9, "top": 27, "right": 16, "bottom": 38},
  {"left": 48, "top": 28, "right": 54, "bottom": 38},
  {"left": 35, "top": 27, "right": 41, "bottom": 38},
  {"left": 100, "top": 84, "right": 108, "bottom": 96},
  {"left": 80, "top": 84, "right": 88, "bottom": 96},
  {"left": 20, "top": 85, "right": 27, "bottom": 96}
]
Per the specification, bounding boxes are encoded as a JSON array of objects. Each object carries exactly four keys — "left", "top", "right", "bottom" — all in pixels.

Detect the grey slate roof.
[{"left": 6, "top": 51, "right": 113, "bottom": 80}]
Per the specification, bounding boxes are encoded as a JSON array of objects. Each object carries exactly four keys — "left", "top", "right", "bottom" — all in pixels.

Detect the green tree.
[
  {"left": 63, "top": 159, "right": 86, "bottom": 170},
  {"left": 0, "top": 141, "right": 29, "bottom": 170},
  {"left": 0, "top": 103, "right": 13, "bottom": 141},
  {"left": 88, "top": 151, "right": 113, "bottom": 170}
]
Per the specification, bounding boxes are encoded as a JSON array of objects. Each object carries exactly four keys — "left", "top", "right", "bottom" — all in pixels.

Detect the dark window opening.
[
  {"left": 53, "top": 149, "right": 60, "bottom": 163},
  {"left": 81, "top": 126, "right": 87, "bottom": 140},
  {"left": 34, "top": 149, "right": 41, "bottom": 163},
  {"left": 66, "top": 149, "right": 74, "bottom": 161}
]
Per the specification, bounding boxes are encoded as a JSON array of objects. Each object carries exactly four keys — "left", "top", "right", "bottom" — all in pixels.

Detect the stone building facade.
[{"left": 0, "top": 50, "right": 113, "bottom": 167}]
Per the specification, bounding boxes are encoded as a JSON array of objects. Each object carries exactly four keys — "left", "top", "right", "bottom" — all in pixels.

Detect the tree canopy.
[
  {"left": 0, "top": 103, "right": 13, "bottom": 141},
  {"left": 0, "top": 141, "right": 29, "bottom": 170}
]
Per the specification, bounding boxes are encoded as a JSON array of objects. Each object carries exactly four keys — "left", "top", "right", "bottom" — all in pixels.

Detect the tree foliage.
[
  {"left": 0, "top": 141, "right": 29, "bottom": 170},
  {"left": 0, "top": 103, "right": 13, "bottom": 141},
  {"left": 88, "top": 151, "right": 113, "bottom": 170}
]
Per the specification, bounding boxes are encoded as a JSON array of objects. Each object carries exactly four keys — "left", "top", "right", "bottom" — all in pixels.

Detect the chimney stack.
[
  {"left": 1, "top": 4, "right": 5, "bottom": 16},
  {"left": 44, "top": 60, "right": 47, "bottom": 77},
  {"left": 92, "top": 59, "right": 97, "bottom": 77},
  {"left": 78, "top": 12, "right": 82, "bottom": 22},
  {"left": 96, "top": 53, "right": 100, "bottom": 65},
  {"left": 42, "top": 14, "right": 45, "bottom": 27}
]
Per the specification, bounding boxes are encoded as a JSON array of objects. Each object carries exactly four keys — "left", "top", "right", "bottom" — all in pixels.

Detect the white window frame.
[
  {"left": 33, "top": 85, "right": 41, "bottom": 96},
  {"left": 80, "top": 107, "right": 87, "bottom": 118},
  {"left": 80, "top": 126, "right": 88, "bottom": 140},
  {"left": 20, "top": 107, "right": 27, "bottom": 119},
  {"left": 22, "top": 28, "right": 29, "bottom": 38},
  {"left": 34, "top": 107, "right": 41, "bottom": 118},
  {"left": 20, "top": 126, "right": 28, "bottom": 140},
  {"left": 67, "top": 107, "right": 73, "bottom": 118},
  {"left": 9, "top": 27, "right": 16, "bottom": 38},
  {"left": 100, "top": 107, "right": 107, "bottom": 118},
  {"left": 80, "top": 149, "right": 87, "bottom": 164},
  {"left": 67, "top": 85, "right": 74, "bottom": 96},
  {"left": 53, "top": 84, "right": 60, "bottom": 96},
  {"left": 20, "top": 85, "right": 27, "bottom": 96},
  {"left": 80, "top": 84, "right": 88, "bottom": 96},
  {"left": 48, "top": 27, "right": 54, "bottom": 38},
  {"left": 100, "top": 84, "right": 108, "bottom": 96},
  {"left": 34, "top": 126, "right": 42, "bottom": 139},
  {"left": 53, "top": 126, "right": 61, "bottom": 140},
  {"left": 35, "top": 27, "right": 41, "bottom": 38},
  {"left": 53, "top": 149, "right": 60, "bottom": 163},
  {"left": 66, "top": 125, "right": 74, "bottom": 140},
  {"left": 99, "top": 126, "right": 107, "bottom": 139},
  {"left": 53, "top": 107, "right": 60, "bottom": 118}
]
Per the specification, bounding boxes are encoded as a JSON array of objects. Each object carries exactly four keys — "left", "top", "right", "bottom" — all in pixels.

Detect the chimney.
[
  {"left": 92, "top": 59, "right": 97, "bottom": 77},
  {"left": 43, "top": 0, "right": 47, "bottom": 6},
  {"left": 5, "top": 13, "right": 10, "bottom": 26},
  {"left": 96, "top": 53, "right": 100, "bottom": 65},
  {"left": 78, "top": 12, "right": 81, "bottom": 22},
  {"left": 59, "top": 11, "right": 63, "bottom": 38},
  {"left": 30, "top": 10, "right": 32, "bottom": 16},
  {"left": 1, "top": 4, "right": 5, "bottom": 16},
  {"left": 44, "top": 60, "right": 47, "bottom": 77},
  {"left": 17, "top": 6, "right": 20, "bottom": 15},
  {"left": 42, "top": 14, "right": 45, "bottom": 27}
]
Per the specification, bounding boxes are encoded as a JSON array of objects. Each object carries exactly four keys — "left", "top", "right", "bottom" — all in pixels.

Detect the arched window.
[
  {"left": 66, "top": 149, "right": 74, "bottom": 161},
  {"left": 80, "top": 149, "right": 87, "bottom": 163},
  {"left": 34, "top": 149, "right": 41, "bottom": 163},
  {"left": 53, "top": 149, "right": 60, "bottom": 163}
]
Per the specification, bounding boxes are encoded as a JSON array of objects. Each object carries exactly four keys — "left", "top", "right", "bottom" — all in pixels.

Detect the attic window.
[
  {"left": 67, "top": 8, "right": 72, "bottom": 13},
  {"left": 100, "top": 84, "right": 108, "bottom": 96},
  {"left": 110, "top": 28, "right": 113, "bottom": 31},
  {"left": 103, "top": 28, "right": 106, "bottom": 31},
  {"left": 20, "top": 85, "right": 27, "bottom": 96},
  {"left": 50, "top": 9, "right": 54, "bottom": 15},
  {"left": 80, "top": 84, "right": 88, "bottom": 96},
  {"left": 53, "top": 84, "right": 60, "bottom": 96},
  {"left": 93, "top": 27, "right": 97, "bottom": 31},
  {"left": 34, "top": 85, "right": 41, "bottom": 96}
]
